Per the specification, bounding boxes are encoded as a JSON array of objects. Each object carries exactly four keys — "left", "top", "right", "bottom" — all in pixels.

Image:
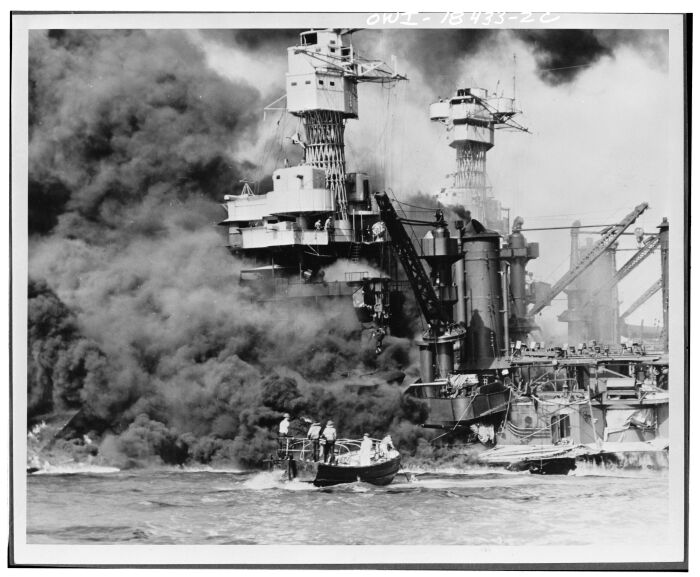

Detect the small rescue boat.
[{"left": 266, "top": 437, "right": 402, "bottom": 487}]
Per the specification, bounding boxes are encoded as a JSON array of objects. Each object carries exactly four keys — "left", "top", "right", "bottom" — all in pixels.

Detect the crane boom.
[
  {"left": 374, "top": 192, "right": 447, "bottom": 327},
  {"left": 529, "top": 203, "right": 649, "bottom": 316},
  {"left": 291, "top": 48, "right": 406, "bottom": 83},
  {"left": 620, "top": 279, "right": 663, "bottom": 320},
  {"left": 581, "top": 235, "right": 660, "bottom": 311}
]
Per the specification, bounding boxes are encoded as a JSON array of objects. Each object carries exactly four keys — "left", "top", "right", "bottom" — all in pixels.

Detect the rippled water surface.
[{"left": 26, "top": 465, "right": 669, "bottom": 546}]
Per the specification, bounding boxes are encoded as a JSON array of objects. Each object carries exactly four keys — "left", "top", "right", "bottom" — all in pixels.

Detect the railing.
[
  {"left": 276, "top": 436, "right": 390, "bottom": 463},
  {"left": 276, "top": 437, "right": 323, "bottom": 461},
  {"left": 344, "top": 271, "right": 370, "bottom": 283}
]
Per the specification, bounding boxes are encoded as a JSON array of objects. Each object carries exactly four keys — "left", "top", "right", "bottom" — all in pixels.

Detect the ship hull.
[
  {"left": 266, "top": 453, "right": 402, "bottom": 486},
  {"left": 313, "top": 455, "right": 402, "bottom": 487},
  {"left": 478, "top": 437, "right": 669, "bottom": 475}
]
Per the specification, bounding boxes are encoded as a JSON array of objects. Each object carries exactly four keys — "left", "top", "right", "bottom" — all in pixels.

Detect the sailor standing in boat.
[
  {"left": 279, "top": 413, "right": 291, "bottom": 437},
  {"left": 277, "top": 413, "right": 292, "bottom": 457},
  {"left": 321, "top": 420, "right": 337, "bottom": 464},
  {"left": 360, "top": 433, "right": 373, "bottom": 466},
  {"left": 379, "top": 434, "right": 394, "bottom": 457},
  {"left": 307, "top": 421, "right": 322, "bottom": 461}
]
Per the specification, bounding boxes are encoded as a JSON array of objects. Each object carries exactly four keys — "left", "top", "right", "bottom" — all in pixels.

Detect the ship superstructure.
[
  {"left": 216, "top": 32, "right": 671, "bottom": 471},
  {"left": 429, "top": 87, "right": 526, "bottom": 234},
  {"left": 219, "top": 29, "right": 406, "bottom": 328}
]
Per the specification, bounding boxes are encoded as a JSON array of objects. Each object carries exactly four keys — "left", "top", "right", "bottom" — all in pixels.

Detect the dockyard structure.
[
  {"left": 554, "top": 213, "right": 668, "bottom": 348},
  {"left": 561, "top": 229, "right": 621, "bottom": 346},
  {"left": 377, "top": 191, "right": 668, "bottom": 472}
]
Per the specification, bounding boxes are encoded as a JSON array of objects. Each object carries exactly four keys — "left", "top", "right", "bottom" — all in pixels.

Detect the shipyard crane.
[
  {"left": 620, "top": 279, "right": 663, "bottom": 321},
  {"left": 579, "top": 234, "right": 660, "bottom": 312},
  {"left": 528, "top": 203, "right": 649, "bottom": 317},
  {"left": 374, "top": 192, "right": 448, "bottom": 332}
]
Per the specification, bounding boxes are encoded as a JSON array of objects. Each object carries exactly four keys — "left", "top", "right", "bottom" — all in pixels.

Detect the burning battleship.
[
  {"left": 227, "top": 28, "right": 671, "bottom": 474},
  {"left": 391, "top": 87, "right": 669, "bottom": 473},
  {"left": 219, "top": 29, "right": 407, "bottom": 335}
]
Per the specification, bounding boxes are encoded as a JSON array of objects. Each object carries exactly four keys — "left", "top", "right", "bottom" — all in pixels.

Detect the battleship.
[
  {"left": 219, "top": 28, "right": 407, "bottom": 336},
  {"left": 221, "top": 28, "right": 670, "bottom": 475}
]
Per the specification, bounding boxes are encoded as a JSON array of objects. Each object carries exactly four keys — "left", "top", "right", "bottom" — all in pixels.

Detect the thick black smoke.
[
  {"left": 27, "top": 32, "right": 428, "bottom": 468},
  {"left": 358, "top": 28, "right": 667, "bottom": 91},
  {"left": 201, "top": 29, "right": 303, "bottom": 53},
  {"left": 515, "top": 30, "right": 613, "bottom": 85},
  {"left": 27, "top": 27, "right": 668, "bottom": 470},
  {"left": 28, "top": 278, "right": 109, "bottom": 419},
  {"left": 28, "top": 225, "right": 424, "bottom": 467},
  {"left": 202, "top": 28, "right": 668, "bottom": 92},
  {"left": 28, "top": 29, "right": 260, "bottom": 240}
]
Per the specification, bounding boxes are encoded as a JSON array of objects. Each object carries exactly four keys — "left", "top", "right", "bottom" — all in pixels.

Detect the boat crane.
[
  {"left": 528, "top": 203, "right": 649, "bottom": 317},
  {"left": 375, "top": 191, "right": 468, "bottom": 380},
  {"left": 374, "top": 192, "right": 448, "bottom": 332}
]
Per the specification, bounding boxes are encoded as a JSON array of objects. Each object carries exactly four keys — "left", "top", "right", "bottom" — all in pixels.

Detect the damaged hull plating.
[{"left": 406, "top": 354, "right": 669, "bottom": 474}]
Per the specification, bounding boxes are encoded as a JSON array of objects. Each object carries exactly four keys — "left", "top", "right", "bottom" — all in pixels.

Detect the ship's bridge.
[
  {"left": 287, "top": 30, "right": 357, "bottom": 117},
  {"left": 223, "top": 166, "right": 333, "bottom": 224}
]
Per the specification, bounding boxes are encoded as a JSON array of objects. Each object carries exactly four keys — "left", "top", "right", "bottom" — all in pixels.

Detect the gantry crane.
[{"left": 528, "top": 203, "right": 649, "bottom": 317}]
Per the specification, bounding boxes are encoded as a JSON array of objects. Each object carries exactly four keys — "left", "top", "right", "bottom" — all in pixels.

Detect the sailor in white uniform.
[
  {"left": 360, "top": 433, "right": 373, "bottom": 466},
  {"left": 278, "top": 413, "right": 291, "bottom": 437}
]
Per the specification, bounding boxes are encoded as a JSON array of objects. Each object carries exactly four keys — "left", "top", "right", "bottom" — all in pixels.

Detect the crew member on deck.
[
  {"left": 307, "top": 421, "right": 322, "bottom": 461},
  {"left": 279, "top": 413, "right": 291, "bottom": 437},
  {"left": 324, "top": 216, "right": 335, "bottom": 241},
  {"left": 321, "top": 420, "right": 337, "bottom": 464},
  {"left": 372, "top": 327, "right": 386, "bottom": 355}
]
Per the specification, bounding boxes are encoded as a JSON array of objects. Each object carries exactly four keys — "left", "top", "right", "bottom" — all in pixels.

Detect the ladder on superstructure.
[{"left": 528, "top": 203, "right": 650, "bottom": 317}]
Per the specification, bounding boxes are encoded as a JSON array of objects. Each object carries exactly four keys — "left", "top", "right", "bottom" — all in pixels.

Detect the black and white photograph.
[{"left": 9, "top": 9, "right": 688, "bottom": 569}]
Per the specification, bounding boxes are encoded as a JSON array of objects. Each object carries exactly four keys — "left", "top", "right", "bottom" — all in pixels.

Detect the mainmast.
[{"left": 429, "top": 87, "right": 526, "bottom": 233}]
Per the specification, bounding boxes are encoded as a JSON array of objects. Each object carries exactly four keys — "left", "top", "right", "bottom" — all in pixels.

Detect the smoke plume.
[
  {"left": 29, "top": 29, "right": 260, "bottom": 240},
  {"left": 26, "top": 25, "right": 670, "bottom": 468}
]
